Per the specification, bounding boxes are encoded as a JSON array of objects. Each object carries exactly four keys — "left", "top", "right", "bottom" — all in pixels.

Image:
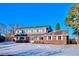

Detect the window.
[
  {"left": 48, "top": 36, "right": 51, "bottom": 40},
  {"left": 31, "top": 36, "right": 34, "bottom": 40},
  {"left": 21, "top": 30, "right": 24, "bottom": 33},
  {"left": 20, "top": 37, "right": 24, "bottom": 40},
  {"left": 40, "top": 28, "right": 45, "bottom": 33},
  {"left": 21, "top": 30, "right": 25, "bottom": 34},
  {"left": 31, "top": 29, "right": 33, "bottom": 33},
  {"left": 39, "top": 37, "right": 44, "bottom": 40},
  {"left": 19, "top": 30, "right": 22, "bottom": 34},
  {"left": 42, "top": 29, "right": 45, "bottom": 32},
  {"left": 37, "top": 29, "right": 39, "bottom": 32},
  {"left": 16, "top": 30, "right": 19, "bottom": 34},
  {"left": 31, "top": 36, "right": 37, "bottom": 40},
  {"left": 58, "top": 36, "right": 61, "bottom": 40}
]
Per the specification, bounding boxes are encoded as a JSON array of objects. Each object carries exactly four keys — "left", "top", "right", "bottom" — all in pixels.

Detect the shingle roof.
[
  {"left": 53, "top": 30, "right": 68, "bottom": 35},
  {"left": 15, "top": 25, "right": 51, "bottom": 29}
]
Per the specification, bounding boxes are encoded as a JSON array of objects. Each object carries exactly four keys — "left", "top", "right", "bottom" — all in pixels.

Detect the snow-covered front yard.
[{"left": 0, "top": 42, "right": 79, "bottom": 56}]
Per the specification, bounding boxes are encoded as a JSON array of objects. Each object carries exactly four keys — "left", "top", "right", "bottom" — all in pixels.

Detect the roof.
[
  {"left": 53, "top": 30, "right": 68, "bottom": 35},
  {"left": 15, "top": 25, "right": 51, "bottom": 30}
]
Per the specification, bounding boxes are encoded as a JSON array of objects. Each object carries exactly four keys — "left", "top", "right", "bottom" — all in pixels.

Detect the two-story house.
[
  {"left": 13, "top": 25, "right": 69, "bottom": 44},
  {"left": 14, "top": 26, "right": 52, "bottom": 42}
]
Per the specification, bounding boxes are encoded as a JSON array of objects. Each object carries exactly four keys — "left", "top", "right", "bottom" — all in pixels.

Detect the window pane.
[
  {"left": 31, "top": 36, "right": 37, "bottom": 40},
  {"left": 48, "top": 36, "right": 51, "bottom": 40},
  {"left": 37, "top": 29, "right": 39, "bottom": 32},
  {"left": 58, "top": 36, "right": 61, "bottom": 40},
  {"left": 20, "top": 37, "right": 24, "bottom": 40},
  {"left": 39, "top": 37, "right": 43, "bottom": 40}
]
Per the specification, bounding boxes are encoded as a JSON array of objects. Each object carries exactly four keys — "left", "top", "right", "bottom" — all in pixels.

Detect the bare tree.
[
  {"left": 0, "top": 23, "right": 7, "bottom": 35},
  {"left": 9, "top": 23, "right": 22, "bottom": 34}
]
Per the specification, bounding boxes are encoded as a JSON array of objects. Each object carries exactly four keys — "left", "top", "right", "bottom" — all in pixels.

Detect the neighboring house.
[{"left": 13, "top": 26, "right": 69, "bottom": 44}]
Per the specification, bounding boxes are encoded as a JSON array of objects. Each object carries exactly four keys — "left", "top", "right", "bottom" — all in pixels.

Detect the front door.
[{"left": 19, "top": 36, "right": 25, "bottom": 42}]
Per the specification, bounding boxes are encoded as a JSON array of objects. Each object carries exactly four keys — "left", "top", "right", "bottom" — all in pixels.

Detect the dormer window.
[
  {"left": 37, "top": 29, "right": 39, "bottom": 32},
  {"left": 21, "top": 30, "right": 24, "bottom": 33},
  {"left": 21, "top": 30, "right": 25, "bottom": 34},
  {"left": 16, "top": 30, "right": 21, "bottom": 34},
  {"left": 42, "top": 28, "right": 45, "bottom": 32},
  {"left": 31, "top": 29, "right": 33, "bottom": 33},
  {"left": 16, "top": 30, "right": 19, "bottom": 33}
]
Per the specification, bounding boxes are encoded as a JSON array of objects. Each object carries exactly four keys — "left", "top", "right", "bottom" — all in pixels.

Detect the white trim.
[{"left": 37, "top": 36, "right": 39, "bottom": 40}]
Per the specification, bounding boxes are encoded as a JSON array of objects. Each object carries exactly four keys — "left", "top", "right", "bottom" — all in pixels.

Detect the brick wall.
[{"left": 32, "top": 35, "right": 68, "bottom": 44}]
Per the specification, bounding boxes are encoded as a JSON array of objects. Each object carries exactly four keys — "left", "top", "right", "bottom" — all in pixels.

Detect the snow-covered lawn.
[{"left": 0, "top": 42, "right": 79, "bottom": 56}]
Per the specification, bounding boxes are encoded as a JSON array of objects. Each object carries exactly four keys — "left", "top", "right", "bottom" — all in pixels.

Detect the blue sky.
[{"left": 0, "top": 3, "right": 75, "bottom": 38}]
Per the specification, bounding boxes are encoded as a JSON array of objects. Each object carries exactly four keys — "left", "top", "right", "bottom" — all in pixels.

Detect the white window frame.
[
  {"left": 21, "top": 30, "right": 25, "bottom": 34},
  {"left": 56, "top": 35, "right": 63, "bottom": 40},
  {"left": 47, "top": 35, "right": 52, "bottom": 40}
]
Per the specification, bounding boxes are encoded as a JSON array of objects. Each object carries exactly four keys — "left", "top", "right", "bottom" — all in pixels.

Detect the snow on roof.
[{"left": 15, "top": 25, "right": 51, "bottom": 29}]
